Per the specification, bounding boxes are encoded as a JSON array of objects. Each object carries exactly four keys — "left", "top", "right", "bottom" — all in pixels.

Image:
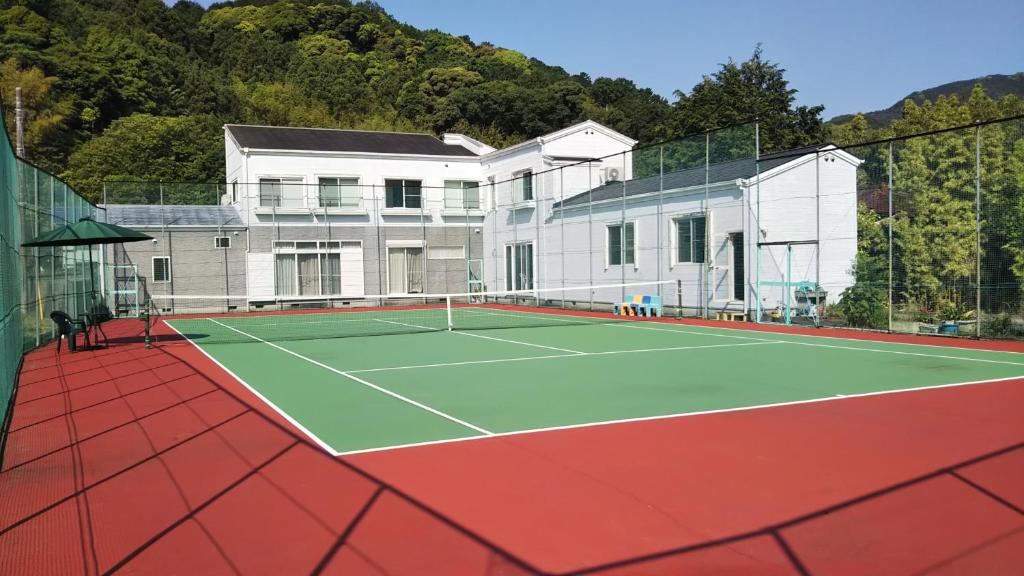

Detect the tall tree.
[{"left": 672, "top": 46, "right": 825, "bottom": 152}]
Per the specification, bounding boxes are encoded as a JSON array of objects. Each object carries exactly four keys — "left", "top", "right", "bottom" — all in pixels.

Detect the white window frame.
[
  {"left": 504, "top": 241, "right": 535, "bottom": 291},
  {"left": 317, "top": 175, "right": 361, "bottom": 208},
  {"left": 230, "top": 179, "right": 238, "bottom": 203},
  {"left": 214, "top": 236, "right": 231, "bottom": 249},
  {"left": 443, "top": 180, "right": 481, "bottom": 209},
  {"left": 727, "top": 231, "right": 745, "bottom": 302},
  {"left": 605, "top": 221, "right": 637, "bottom": 268},
  {"left": 672, "top": 213, "right": 708, "bottom": 266},
  {"left": 513, "top": 169, "right": 534, "bottom": 202},
  {"left": 428, "top": 245, "right": 466, "bottom": 260},
  {"left": 271, "top": 241, "right": 352, "bottom": 297},
  {"left": 258, "top": 175, "right": 305, "bottom": 208},
  {"left": 152, "top": 256, "right": 171, "bottom": 283},
  {"left": 385, "top": 240, "right": 426, "bottom": 295},
  {"left": 383, "top": 178, "right": 423, "bottom": 209}
]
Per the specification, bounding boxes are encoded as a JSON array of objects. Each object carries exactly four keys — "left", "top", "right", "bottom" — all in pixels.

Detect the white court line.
[
  {"left": 347, "top": 341, "right": 782, "bottom": 374},
  {"left": 355, "top": 341, "right": 780, "bottom": 373},
  {"left": 460, "top": 308, "right": 1024, "bottom": 366},
  {"left": 376, "top": 318, "right": 585, "bottom": 354},
  {"left": 462, "top": 306, "right": 1024, "bottom": 356},
  {"left": 335, "top": 374, "right": 1024, "bottom": 456},
  {"left": 164, "top": 320, "right": 342, "bottom": 455},
  {"left": 206, "top": 318, "right": 493, "bottom": 437}
]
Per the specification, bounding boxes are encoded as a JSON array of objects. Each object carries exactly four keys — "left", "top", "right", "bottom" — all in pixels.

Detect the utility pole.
[{"left": 15, "top": 86, "right": 26, "bottom": 158}]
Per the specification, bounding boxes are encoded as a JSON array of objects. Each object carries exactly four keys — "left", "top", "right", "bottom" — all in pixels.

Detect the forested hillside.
[
  {"left": 830, "top": 73, "right": 1024, "bottom": 127},
  {"left": 0, "top": 0, "right": 826, "bottom": 201}
]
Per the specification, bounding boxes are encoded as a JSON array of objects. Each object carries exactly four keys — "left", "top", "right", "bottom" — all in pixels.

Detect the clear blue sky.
[{"left": 174, "top": 0, "right": 1023, "bottom": 118}]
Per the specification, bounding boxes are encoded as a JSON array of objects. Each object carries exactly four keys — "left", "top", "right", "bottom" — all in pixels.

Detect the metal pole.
[
  {"left": 535, "top": 171, "right": 542, "bottom": 306},
  {"left": 887, "top": 142, "right": 894, "bottom": 332},
  {"left": 588, "top": 161, "right": 594, "bottom": 310},
  {"left": 754, "top": 121, "right": 762, "bottom": 324},
  {"left": 33, "top": 169, "right": 40, "bottom": 346},
  {"left": 704, "top": 132, "right": 710, "bottom": 319},
  {"left": 621, "top": 152, "right": 626, "bottom": 303},
  {"left": 15, "top": 86, "right": 25, "bottom": 158},
  {"left": 975, "top": 124, "right": 982, "bottom": 338},
  {"left": 560, "top": 168, "right": 565, "bottom": 308},
  {"left": 676, "top": 279, "right": 682, "bottom": 319},
  {"left": 658, "top": 145, "right": 664, "bottom": 301}
]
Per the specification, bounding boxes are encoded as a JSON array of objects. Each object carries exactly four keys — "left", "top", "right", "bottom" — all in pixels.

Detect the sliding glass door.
[{"left": 388, "top": 247, "right": 424, "bottom": 294}]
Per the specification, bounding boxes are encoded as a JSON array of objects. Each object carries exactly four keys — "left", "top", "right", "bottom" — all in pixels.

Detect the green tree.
[
  {"left": 671, "top": 46, "right": 825, "bottom": 152},
  {"left": 62, "top": 113, "right": 223, "bottom": 202}
]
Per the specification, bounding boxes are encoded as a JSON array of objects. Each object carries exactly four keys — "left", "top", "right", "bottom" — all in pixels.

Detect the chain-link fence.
[
  {"left": 100, "top": 115, "right": 1024, "bottom": 340},
  {"left": 1, "top": 103, "right": 100, "bottom": 444}
]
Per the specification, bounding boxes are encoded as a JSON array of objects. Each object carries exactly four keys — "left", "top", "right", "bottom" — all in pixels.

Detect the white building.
[
  {"left": 544, "top": 145, "right": 862, "bottom": 316},
  {"left": 221, "top": 120, "right": 636, "bottom": 299},
  {"left": 108, "top": 120, "right": 860, "bottom": 321}
]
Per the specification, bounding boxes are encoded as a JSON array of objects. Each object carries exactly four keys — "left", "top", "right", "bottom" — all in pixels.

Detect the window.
[
  {"left": 273, "top": 241, "right": 347, "bottom": 296},
  {"left": 388, "top": 247, "right": 424, "bottom": 294},
  {"left": 259, "top": 177, "right": 303, "bottom": 208},
  {"left": 676, "top": 216, "right": 707, "bottom": 264},
  {"left": 505, "top": 243, "right": 533, "bottom": 291},
  {"left": 514, "top": 170, "right": 534, "bottom": 202},
  {"left": 214, "top": 236, "right": 231, "bottom": 249},
  {"left": 319, "top": 177, "right": 360, "bottom": 208},
  {"left": 152, "top": 256, "right": 171, "bottom": 283},
  {"left": 230, "top": 180, "right": 237, "bottom": 203},
  {"left": 608, "top": 223, "right": 635, "bottom": 266},
  {"left": 385, "top": 179, "right": 422, "bottom": 208},
  {"left": 444, "top": 181, "right": 480, "bottom": 209},
  {"left": 428, "top": 245, "right": 466, "bottom": 260}
]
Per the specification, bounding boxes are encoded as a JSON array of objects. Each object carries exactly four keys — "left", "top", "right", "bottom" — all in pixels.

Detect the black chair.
[
  {"left": 85, "top": 301, "right": 112, "bottom": 346},
  {"left": 50, "top": 310, "right": 88, "bottom": 353}
]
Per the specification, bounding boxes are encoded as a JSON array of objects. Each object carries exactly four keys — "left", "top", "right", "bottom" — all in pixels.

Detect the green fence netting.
[{"left": 1, "top": 103, "right": 98, "bottom": 452}]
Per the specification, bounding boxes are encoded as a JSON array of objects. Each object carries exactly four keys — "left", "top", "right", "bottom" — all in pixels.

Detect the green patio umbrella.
[{"left": 21, "top": 216, "right": 153, "bottom": 303}]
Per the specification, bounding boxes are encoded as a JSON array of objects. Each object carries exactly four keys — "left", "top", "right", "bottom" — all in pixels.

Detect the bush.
[{"left": 837, "top": 283, "right": 888, "bottom": 329}]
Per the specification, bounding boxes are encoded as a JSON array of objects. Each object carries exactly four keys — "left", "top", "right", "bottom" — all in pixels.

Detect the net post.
[
  {"left": 141, "top": 299, "right": 151, "bottom": 349},
  {"left": 676, "top": 279, "right": 682, "bottom": 319},
  {"left": 446, "top": 295, "right": 453, "bottom": 331}
]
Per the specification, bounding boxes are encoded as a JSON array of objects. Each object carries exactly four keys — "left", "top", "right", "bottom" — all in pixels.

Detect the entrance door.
[
  {"left": 388, "top": 247, "right": 424, "bottom": 294},
  {"left": 505, "top": 243, "right": 533, "bottom": 291},
  {"left": 467, "top": 258, "right": 484, "bottom": 293},
  {"left": 730, "top": 232, "right": 744, "bottom": 301}
]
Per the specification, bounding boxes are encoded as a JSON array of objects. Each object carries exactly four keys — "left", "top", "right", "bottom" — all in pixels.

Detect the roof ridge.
[{"left": 225, "top": 124, "right": 442, "bottom": 139}]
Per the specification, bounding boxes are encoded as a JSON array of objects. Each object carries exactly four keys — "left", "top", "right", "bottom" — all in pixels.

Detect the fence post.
[
  {"left": 887, "top": 141, "right": 894, "bottom": 333},
  {"left": 753, "top": 120, "right": 761, "bottom": 324},
  {"left": 703, "top": 132, "right": 710, "bottom": 319},
  {"left": 975, "top": 123, "right": 982, "bottom": 338}
]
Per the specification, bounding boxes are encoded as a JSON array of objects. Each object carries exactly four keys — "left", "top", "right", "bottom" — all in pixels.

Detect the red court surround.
[{"left": 1, "top": 317, "right": 1022, "bottom": 575}]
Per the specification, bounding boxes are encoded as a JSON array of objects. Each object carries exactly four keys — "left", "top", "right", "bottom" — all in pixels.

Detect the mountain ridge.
[{"left": 829, "top": 73, "right": 1024, "bottom": 126}]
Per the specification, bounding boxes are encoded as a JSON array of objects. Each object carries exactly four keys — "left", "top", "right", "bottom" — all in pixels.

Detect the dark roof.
[
  {"left": 101, "top": 204, "right": 245, "bottom": 227},
  {"left": 555, "top": 145, "right": 829, "bottom": 209},
  {"left": 226, "top": 125, "right": 478, "bottom": 157}
]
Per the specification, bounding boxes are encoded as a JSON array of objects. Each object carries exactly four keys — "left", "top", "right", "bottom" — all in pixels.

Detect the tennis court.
[{"left": 162, "top": 301, "right": 1024, "bottom": 456}]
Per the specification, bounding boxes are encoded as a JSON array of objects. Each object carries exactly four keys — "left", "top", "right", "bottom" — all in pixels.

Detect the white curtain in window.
[
  {"left": 406, "top": 248, "right": 424, "bottom": 293},
  {"left": 297, "top": 253, "right": 319, "bottom": 295},
  {"left": 388, "top": 248, "right": 405, "bottom": 294},
  {"left": 275, "top": 254, "right": 296, "bottom": 295},
  {"left": 320, "top": 253, "right": 341, "bottom": 294}
]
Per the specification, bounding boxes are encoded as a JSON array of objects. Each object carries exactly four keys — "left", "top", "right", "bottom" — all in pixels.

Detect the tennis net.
[{"left": 149, "top": 280, "right": 680, "bottom": 345}]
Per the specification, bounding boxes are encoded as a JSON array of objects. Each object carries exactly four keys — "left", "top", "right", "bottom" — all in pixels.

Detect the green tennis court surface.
[{"left": 166, "top": 306, "right": 1024, "bottom": 455}]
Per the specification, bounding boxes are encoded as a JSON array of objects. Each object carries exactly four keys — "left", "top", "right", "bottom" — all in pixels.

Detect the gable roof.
[
  {"left": 554, "top": 145, "right": 835, "bottom": 209},
  {"left": 101, "top": 204, "right": 245, "bottom": 228},
  {"left": 225, "top": 125, "right": 478, "bottom": 157}
]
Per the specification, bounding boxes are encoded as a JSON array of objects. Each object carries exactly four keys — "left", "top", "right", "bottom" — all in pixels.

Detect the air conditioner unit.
[{"left": 603, "top": 167, "right": 621, "bottom": 182}]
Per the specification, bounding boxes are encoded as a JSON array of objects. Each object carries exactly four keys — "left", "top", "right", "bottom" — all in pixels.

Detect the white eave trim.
[
  {"left": 554, "top": 181, "right": 737, "bottom": 215},
  {"left": 241, "top": 148, "right": 481, "bottom": 162}
]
